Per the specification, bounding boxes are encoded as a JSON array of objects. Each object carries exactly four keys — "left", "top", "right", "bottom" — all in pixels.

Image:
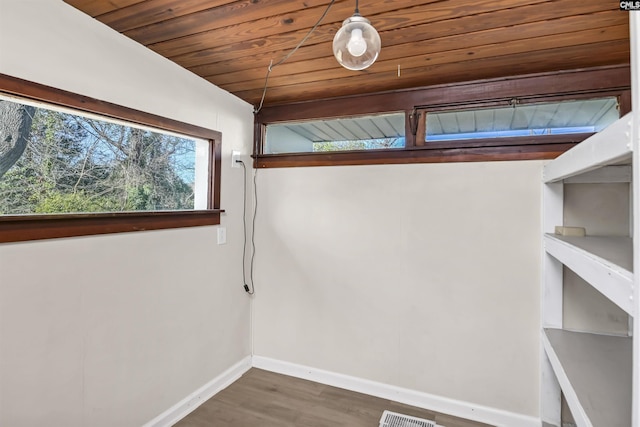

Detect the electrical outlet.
[
  {"left": 217, "top": 227, "right": 227, "bottom": 244},
  {"left": 231, "top": 150, "right": 241, "bottom": 168}
]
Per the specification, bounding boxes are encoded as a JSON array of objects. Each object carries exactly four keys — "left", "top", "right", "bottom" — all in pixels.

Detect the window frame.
[
  {"left": 0, "top": 74, "right": 222, "bottom": 243},
  {"left": 254, "top": 65, "right": 631, "bottom": 168}
]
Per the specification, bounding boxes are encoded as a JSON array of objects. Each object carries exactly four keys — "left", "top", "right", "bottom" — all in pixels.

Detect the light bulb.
[
  {"left": 333, "top": 14, "right": 381, "bottom": 71},
  {"left": 347, "top": 28, "right": 367, "bottom": 57}
]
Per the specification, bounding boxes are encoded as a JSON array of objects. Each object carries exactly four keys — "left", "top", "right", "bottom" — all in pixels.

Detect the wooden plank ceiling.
[{"left": 63, "top": 0, "right": 630, "bottom": 109}]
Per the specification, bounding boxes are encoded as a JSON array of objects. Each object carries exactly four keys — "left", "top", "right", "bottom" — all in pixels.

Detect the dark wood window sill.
[
  {"left": 0, "top": 210, "right": 223, "bottom": 243},
  {"left": 254, "top": 134, "right": 587, "bottom": 168}
]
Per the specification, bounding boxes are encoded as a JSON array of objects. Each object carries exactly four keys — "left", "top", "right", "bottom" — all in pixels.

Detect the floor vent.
[{"left": 379, "top": 410, "right": 440, "bottom": 427}]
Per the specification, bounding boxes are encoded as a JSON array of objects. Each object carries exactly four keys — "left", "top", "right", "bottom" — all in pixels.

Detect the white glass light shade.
[{"left": 333, "top": 15, "right": 381, "bottom": 71}]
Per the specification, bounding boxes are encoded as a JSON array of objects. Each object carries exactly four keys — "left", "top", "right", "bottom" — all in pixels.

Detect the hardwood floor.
[{"left": 175, "top": 368, "right": 493, "bottom": 427}]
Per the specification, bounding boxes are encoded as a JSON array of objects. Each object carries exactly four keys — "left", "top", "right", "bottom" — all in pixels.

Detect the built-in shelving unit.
[
  {"left": 541, "top": 112, "right": 636, "bottom": 427},
  {"left": 540, "top": 15, "right": 639, "bottom": 427}
]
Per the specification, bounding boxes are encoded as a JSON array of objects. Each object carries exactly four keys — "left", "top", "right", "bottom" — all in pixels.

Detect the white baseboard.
[
  {"left": 144, "top": 355, "right": 540, "bottom": 427},
  {"left": 143, "top": 356, "right": 252, "bottom": 427},
  {"left": 252, "top": 356, "right": 541, "bottom": 427}
]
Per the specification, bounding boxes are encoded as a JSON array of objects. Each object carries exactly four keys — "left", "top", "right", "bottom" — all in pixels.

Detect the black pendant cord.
[
  {"left": 354, "top": 0, "right": 360, "bottom": 15},
  {"left": 254, "top": 0, "right": 336, "bottom": 114}
]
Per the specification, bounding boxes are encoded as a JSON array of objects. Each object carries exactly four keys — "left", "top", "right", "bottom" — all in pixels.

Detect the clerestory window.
[
  {"left": 253, "top": 67, "right": 630, "bottom": 168},
  {"left": 264, "top": 113, "right": 405, "bottom": 154},
  {"left": 422, "top": 98, "right": 619, "bottom": 144}
]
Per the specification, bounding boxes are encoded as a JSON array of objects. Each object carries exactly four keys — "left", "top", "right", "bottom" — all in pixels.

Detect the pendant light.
[{"left": 333, "top": 0, "right": 381, "bottom": 71}]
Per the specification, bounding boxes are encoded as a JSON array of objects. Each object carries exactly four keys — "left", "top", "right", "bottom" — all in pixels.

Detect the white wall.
[
  {"left": 253, "top": 160, "right": 543, "bottom": 418},
  {"left": 563, "top": 183, "right": 631, "bottom": 336},
  {"left": 0, "top": 1, "right": 253, "bottom": 426}
]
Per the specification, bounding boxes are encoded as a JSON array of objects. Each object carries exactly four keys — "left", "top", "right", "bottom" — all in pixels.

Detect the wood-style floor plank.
[{"left": 175, "top": 368, "right": 493, "bottom": 427}]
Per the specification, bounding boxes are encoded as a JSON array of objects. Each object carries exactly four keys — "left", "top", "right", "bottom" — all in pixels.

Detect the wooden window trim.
[
  {"left": 254, "top": 65, "right": 631, "bottom": 168},
  {"left": 0, "top": 74, "right": 223, "bottom": 243},
  {"left": 256, "top": 141, "right": 579, "bottom": 168}
]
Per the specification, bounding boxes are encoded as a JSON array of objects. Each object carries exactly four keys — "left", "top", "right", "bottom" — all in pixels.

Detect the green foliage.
[
  {"left": 34, "top": 191, "right": 117, "bottom": 214},
  {"left": 312, "top": 138, "right": 403, "bottom": 152},
  {"left": 313, "top": 140, "right": 365, "bottom": 152},
  {"left": 0, "top": 102, "right": 197, "bottom": 215}
]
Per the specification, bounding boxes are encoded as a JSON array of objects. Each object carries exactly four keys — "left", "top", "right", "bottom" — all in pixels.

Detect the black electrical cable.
[
  {"left": 254, "top": 0, "right": 337, "bottom": 114},
  {"left": 239, "top": 160, "right": 256, "bottom": 294},
  {"left": 251, "top": 167, "right": 257, "bottom": 288}
]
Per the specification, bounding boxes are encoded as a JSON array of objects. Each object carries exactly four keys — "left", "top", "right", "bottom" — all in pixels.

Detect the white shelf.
[
  {"left": 543, "top": 113, "right": 633, "bottom": 183},
  {"left": 542, "top": 15, "right": 639, "bottom": 427},
  {"left": 542, "top": 328, "right": 632, "bottom": 427},
  {"left": 544, "top": 234, "right": 634, "bottom": 315},
  {"left": 563, "top": 165, "right": 632, "bottom": 184}
]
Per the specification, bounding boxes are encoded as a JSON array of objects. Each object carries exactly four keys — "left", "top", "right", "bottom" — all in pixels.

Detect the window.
[
  {"left": 254, "top": 66, "right": 630, "bottom": 168},
  {"left": 424, "top": 98, "right": 619, "bottom": 142},
  {"left": 264, "top": 113, "right": 405, "bottom": 154},
  {"left": 0, "top": 74, "right": 222, "bottom": 242},
  {"left": 1, "top": 96, "right": 210, "bottom": 215}
]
